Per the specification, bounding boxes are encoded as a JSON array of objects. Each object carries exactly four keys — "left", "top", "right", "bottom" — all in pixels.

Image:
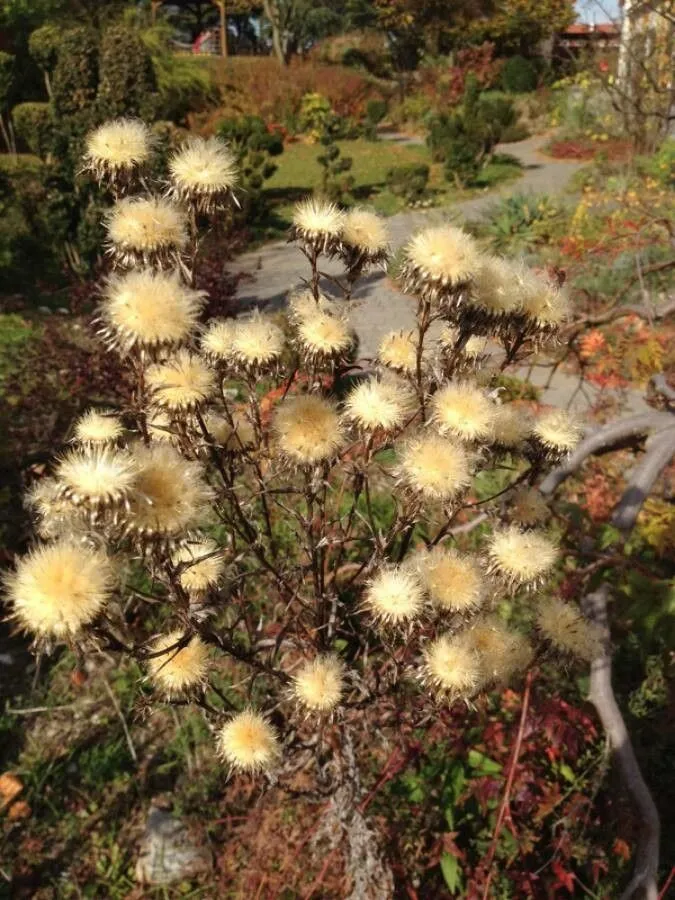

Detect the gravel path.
[{"left": 231, "top": 134, "right": 651, "bottom": 415}]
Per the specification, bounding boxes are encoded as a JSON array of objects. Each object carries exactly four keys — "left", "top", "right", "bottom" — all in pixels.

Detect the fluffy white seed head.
[
  {"left": 343, "top": 378, "right": 413, "bottom": 432},
  {"left": 403, "top": 225, "right": 479, "bottom": 294},
  {"left": 487, "top": 526, "right": 558, "bottom": 588},
  {"left": 56, "top": 447, "right": 138, "bottom": 509},
  {"left": 422, "top": 634, "right": 482, "bottom": 697},
  {"left": 296, "top": 311, "right": 353, "bottom": 360},
  {"left": 416, "top": 546, "right": 484, "bottom": 613},
  {"left": 84, "top": 119, "right": 152, "bottom": 178},
  {"left": 168, "top": 137, "right": 238, "bottom": 210},
  {"left": 466, "top": 617, "right": 533, "bottom": 683},
  {"left": 491, "top": 404, "right": 533, "bottom": 449},
  {"left": 378, "top": 330, "right": 419, "bottom": 375},
  {"left": 518, "top": 270, "right": 571, "bottom": 331},
  {"left": 146, "top": 350, "right": 216, "bottom": 411},
  {"left": 147, "top": 631, "right": 209, "bottom": 697},
  {"left": 25, "top": 478, "right": 89, "bottom": 539},
  {"left": 171, "top": 539, "right": 226, "bottom": 594},
  {"left": 363, "top": 566, "right": 425, "bottom": 626},
  {"left": 232, "top": 314, "right": 285, "bottom": 370},
  {"left": 107, "top": 196, "right": 188, "bottom": 262},
  {"left": 398, "top": 434, "right": 471, "bottom": 502},
  {"left": 6, "top": 539, "right": 115, "bottom": 638},
  {"left": 341, "top": 208, "right": 389, "bottom": 262},
  {"left": 217, "top": 710, "right": 281, "bottom": 774},
  {"left": 536, "top": 597, "right": 604, "bottom": 661},
  {"left": 291, "top": 197, "right": 345, "bottom": 251},
  {"left": 532, "top": 409, "right": 582, "bottom": 458},
  {"left": 291, "top": 655, "right": 345, "bottom": 713},
  {"left": 204, "top": 411, "right": 255, "bottom": 452},
  {"left": 100, "top": 269, "right": 205, "bottom": 353},
  {"left": 431, "top": 382, "right": 495, "bottom": 442},
  {"left": 72, "top": 409, "right": 124, "bottom": 446},
  {"left": 200, "top": 319, "right": 239, "bottom": 363},
  {"left": 470, "top": 256, "right": 522, "bottom": 319},
  {"left": 273, "top": 395, "right": 343, "bottom": 466}
]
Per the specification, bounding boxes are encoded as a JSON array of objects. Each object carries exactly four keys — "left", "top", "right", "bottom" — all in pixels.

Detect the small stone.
[
  {"left": 38, "top": 306, "right": 52, "bottom": 315},
  {"left": 135, "top": 805, "right": 212, "bottom": 885}
]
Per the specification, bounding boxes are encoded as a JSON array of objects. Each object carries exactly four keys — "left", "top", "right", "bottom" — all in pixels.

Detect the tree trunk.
[{"left": 263, "top": 0, "right": 287, "bottom": 65}]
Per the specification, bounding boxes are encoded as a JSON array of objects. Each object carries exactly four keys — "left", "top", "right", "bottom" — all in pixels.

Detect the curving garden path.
[{"left": 231, "top": 134, "right": 651, "bottom": 415}]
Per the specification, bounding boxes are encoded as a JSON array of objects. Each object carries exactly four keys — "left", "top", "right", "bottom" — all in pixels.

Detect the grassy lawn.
[{"left": 262, "top": 138, "right": 523, "bottom": 235}]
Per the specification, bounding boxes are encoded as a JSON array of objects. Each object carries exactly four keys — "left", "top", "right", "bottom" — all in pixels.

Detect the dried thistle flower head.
[
  {"left": 296, "top": 310, "right": 353, "bottom": 362},
  {"left": 431, "top": 382, "right": 495, "bottom": 442},
  {"left": 146, "top": 409, "right": 178, "bottom": 443},
  {"left": 422, "top": 634, "right": 481, "bottom": 698},
  {"left": 342, "top": 377, "right": 412, "bottom": 432},
  {"left": 232, "top": 313, "right": 285, "bottom": 371},
  {"left": 341, "top": 208, "right": 389, "bottom": 266},
  {"left": 106, "top": 196, "right": 188, "bottom": 267},
  {"left": 217, "top": 710, "right": 281, "bottom": 774},
  {"left": 291, "top": 197, "right": 345, "bottom": 253},
  {"left": 398, "top": 434, "right": 471, "bottom": 502},
  {"left": 491, "top": 404, "right": 532, "bottom": 450},
  {"left": 25, "top": 478, "right": 88, "bottom": 539},
  {"left": 378, "top": 330, "right": 419, "bottom": 375},
  {"left": 147, "top": 631, "right": 209, "bottom": 697},
  {"left": 288, "top": 289, "right": 331, "bottom": 323},
  {"left": 536, "top": 597, "right": 603, "bottom": 661},
  {"left": 83, "top": 119, "right": 152, "bottom": 181},
  {"left": 466, "top": 617, "right": 533, "bottom": 684},
  {"left": 171, "top": 539, "right": 225, "bottom": 595},
  {"left": 273, "top": 394, "right": 343, "bottom": 466},
  {"left": 127, "top": 443, "right": 213, "bottom": 541},
  {"left": 509, "top": 486, "right": 550, "bottom": 526},
  {"left": 200, "top": 319, "right": 239, "bottom": 363},
  {"left": 401, "top": 225, "right": 479, "bottom": 301},
  {"left": 99, "top": 269, "right": 205, "bottom": 354},
  {"left": 468, "top": 256, "right": 521, "bottom": 330},
  {"left": 73, "top": 409, "right": 124, "bottom": 446},
  {"left": 291, "top": 654, "right": 345, "bottom": 714},
  {"left": 204, "top": 411, "right": 255, "bottom": 452},
  {"left": 417, "top": 546, "right": 484, "bottom": 613},
  {"left": 168, "top": 136, "right": 238, "bottom": 212},
  {"left": 146, "top": 350, "right": 215, "bottom": 412},
  {"left": 56, "top": 447, "right": 138, "bottom": 510},
  {"left": 532, "top": 409, "right": 582, "bottom": 461},
  {"left": 5, "top": 539, "right": 115, "bottom": 638},
  {"left": 364, "top": 566, "right": 425, "bottom": 627},
  {"left": 487, "top": 526, "right": 558, "bottom": 589},
  {"left": 439, "top": 326, "right": 488, "bottom": 361},
  {"left": 518, "top": 270, "right": 571, "bottom": 333}
]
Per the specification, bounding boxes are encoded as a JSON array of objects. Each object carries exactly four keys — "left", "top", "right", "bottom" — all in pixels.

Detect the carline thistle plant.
[{"left": 5, "top": 119, "right": 604, "bottom": 804}]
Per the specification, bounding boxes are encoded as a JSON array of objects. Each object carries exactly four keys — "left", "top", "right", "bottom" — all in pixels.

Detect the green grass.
[{"left": 0, "top": 313, "right": 41, "bottom": 394}]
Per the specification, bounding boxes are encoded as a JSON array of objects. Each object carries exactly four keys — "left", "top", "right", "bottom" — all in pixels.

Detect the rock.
[{"left": 135, "top": 805, "right": 212, "bottom": 885}]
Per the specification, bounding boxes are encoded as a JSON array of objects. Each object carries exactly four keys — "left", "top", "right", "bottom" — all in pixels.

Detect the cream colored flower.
[
  {"left": 72, "top": 409, "right": 124, "bottom": 446},
  {"left": 532, "top": 409, "right": 582, "bottom": 460},
  {"left": 398, "top": 433, "right": 471, "bottom": 502},
  {"left": 232, "top": 313, "right": 285, "bottom": 370},
  {"left": 5, "top": 539, "right": 115, "bottom": 639},
  {"left": 291, "top": 197, "right": 345, "bottom": 252},
  {"left": 422, "top": 634, "right": 481, "bottom": 697},
  {"left": 200, "top": 319, "right": 239, "bottom": 364},
  {"left": 401, "top": 225, "right": 479, "bottom": 299},
  {"left": 172, "top": 539, "right": 225, "bottom": 594},
  {"left": 487, "top": 526, "right": 558, "bottom": 589},
  {"left": 291, "top": 655, "right": 344, "bottom": 713},
  {"left": 146, "top": 350, "right": 215, "bottom": 411},
  {"left": 518, "top": 270, "right": 571, "bottom": 332},
  {"left": 83, "top": 119, "right": 152, "bottom": 180},
  {"left": 363, "top": 566, "right": 425, "bottom": 626},
  {"left": 106, "top": 196, "right": 188, "bottom": 266},
  {"left": 536, "top": 597, "right": 604, "bottom": 661},
  {"left": 296, "top": 311, "right": 353, "bottom": 361},
  {"left": 273, "top": 394, "right": 343, "bottom": 466},
  {"left": 342, "top": 377, "right": 412, "bottom": 432},
  {"left": 431, "top": 382, "right": 495, "bottom": 442},
  {"left": 126, "top": 443, "right": 213, "bottom": 541},
  {"left": 25, "top": 478, "right": 89, "bottom": 539},
  {"left": 378, "top": 330, "right": 419, "bottom": 375},
  {"left": 99, "top": 269, "right": 205, "bottom": 353},
  {"left": 217, "top": 710, "right": 281, "bottom": 774},
  {"left": 469, "top": 256, "right": 522, "bottom": 324},
  {"left": 416, "top": 546, "right": 484, "bottom": 613},
  {"left": 491, "top": 404, "right": 532, "bottom": 449},
  {"left": 56, "top": 447, "right": 138, "bottom": 510},
  {"left": 204, "top": 411, "right": 255, "bottom": 452},
  {"left": 147, "top": 631, "right": 209, "bottom": 697},
  {"left": 168, "top": 137, "right": 238, "bottom": 212},
  {"left": 341, "top": 208, "right": 389, "bottom": 266},
  {"left": 466, "top": 617, "right": 533, "bottom": 683}
]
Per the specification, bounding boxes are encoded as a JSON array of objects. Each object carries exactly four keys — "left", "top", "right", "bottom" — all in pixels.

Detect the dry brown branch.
[{"left": 581, "top": 585, "right": 660, "bottom": 900}]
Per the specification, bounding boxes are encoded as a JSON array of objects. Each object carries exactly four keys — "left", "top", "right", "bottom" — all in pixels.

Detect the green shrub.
[
  {"left": 12, "top": 102, "right": 53, "bottom": 158},
  {"left": 362, "top": 98, "right": 388, "bottom": 140},
  {"left": 28, "top": 24, "right": 61, "bottom": 78},
  {"left": 51, "top": 26, "right": 99, "bottom": 118},
  {"left": 0, "top": 51, "right": 14, "bottom": 111},
  {"left": 317, "top": 116, "right": 354, "bottom": 203},
  {"left": 217, "top": 115, "right": 284, "bottom": 222},
  {"left": 501, "top": 55, "right": 538, "bottom": 94},
  {"left": 385, "top": 162, "right": 429, "bottom": 202},
  {"left": 98, "top": 23, "right": 158, "bottom": 121},
  {"left": 299, "top": 92, "right": 333, "bottom": 141},
  {"left": 479, "top": 191, "right": 565, "bottom": 252},
  {"left": 500, "top": 121, "right": 530, "bottom": 143}
]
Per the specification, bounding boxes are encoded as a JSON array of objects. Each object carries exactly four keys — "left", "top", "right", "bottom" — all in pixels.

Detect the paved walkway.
[{"left": 231, "top": 134, "right": 651, "bottom": 415}]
